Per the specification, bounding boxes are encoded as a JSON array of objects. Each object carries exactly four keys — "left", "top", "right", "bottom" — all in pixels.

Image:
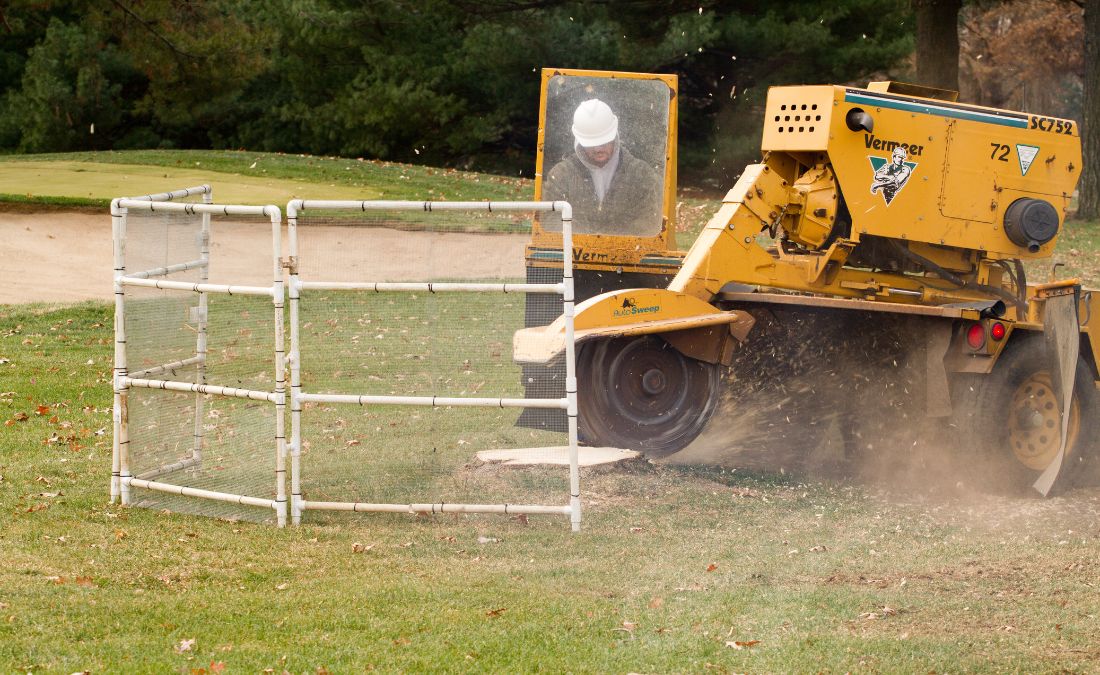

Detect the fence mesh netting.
[
  {"left": 293, "top": 206, "right": 570, "bottom": 512},
  {"left": 123, "top": 207, "right": 279, "bottom": 523}
]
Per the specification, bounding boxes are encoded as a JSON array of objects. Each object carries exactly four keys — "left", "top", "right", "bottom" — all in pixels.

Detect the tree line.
[{"left": 0, "top": 0, "right": 1091, "bottom": 196}]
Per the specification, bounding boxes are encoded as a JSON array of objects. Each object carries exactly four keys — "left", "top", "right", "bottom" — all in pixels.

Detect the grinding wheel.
[{"left": 577, "top": 335, "right": 721, "bottom": 457}]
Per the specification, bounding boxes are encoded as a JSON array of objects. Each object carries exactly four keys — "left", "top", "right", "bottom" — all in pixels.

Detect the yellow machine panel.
[
  {"left": 759, "top": 86, "right": 835, "bottom": 152},
  {"left": 791, "top": 83, "right": 1083, "bottom": 257}
]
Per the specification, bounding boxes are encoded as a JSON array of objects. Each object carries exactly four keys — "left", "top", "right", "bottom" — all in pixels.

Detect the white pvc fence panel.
[
  {"left": 110, "top": 187, "right": 287, "bottom": 526},
  {"left": 286, "top": 200, "right": 580, "bottom": 530}
]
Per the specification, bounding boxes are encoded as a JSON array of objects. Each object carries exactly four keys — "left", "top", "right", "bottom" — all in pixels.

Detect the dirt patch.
[{"left": 0, "top": 210, "right": 529, "bottom": 304}]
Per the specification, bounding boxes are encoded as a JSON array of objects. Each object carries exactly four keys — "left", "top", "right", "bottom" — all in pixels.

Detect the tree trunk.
[
  {"left": 1078, "top": 0, "right": 1100, "bottom": 220},
  {"left": 914, "top": 0, "right": 962, "bottom": 92}
]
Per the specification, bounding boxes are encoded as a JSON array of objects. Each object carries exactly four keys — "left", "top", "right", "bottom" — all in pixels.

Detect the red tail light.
[
  {"left": 990, "top": 322, "right": 1007, "bottom": 341},
  {"left": 966, "top": 322, "right": 986, "bottom": 350}
]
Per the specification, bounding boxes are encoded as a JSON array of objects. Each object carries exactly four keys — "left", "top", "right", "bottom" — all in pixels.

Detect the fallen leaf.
[
  {"left": 13, "top": 412, "right": 28, "bottom": 421},
  {"left": 726, "top": 640, "right": 760, "bottom": 650},
  {"left": 35, "top": 405, "right": 50, "bottom": 416},
  {"left": 351, "top": 542, "right": 373, "bottom": 553},
  {"left": 209, "top": 663, "right": 227, "bottom": 673},
  {"left": 75, "top": 576, "right": 94, "bottom": 587},
  {"left": 176, "top": 638, "right": 196, "bottom": 653},
  {"left": 275, "top": 583, "right": 289, "bottom": 591},
  {"left": 648, "top": 596, "right": 664, "bottom": 609},
  {"left": 477, "top": 536, "right": 499, "bottom": 544},
  {"left": 485, "top": 607, "right": 507, "bottom": 618},
  {"left": 809, "top": 545, "right": 828, "bottom": 552},
  {"left": 706, "top": 563, "right": 718, "bottom": 572}
]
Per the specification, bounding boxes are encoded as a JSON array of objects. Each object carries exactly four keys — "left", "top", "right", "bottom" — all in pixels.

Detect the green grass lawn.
[
  {"left": 2, "top": 152, "right": 1100, "bottom": 671},
  {"left": 4, "top": 300, "right": 1100, "bottom": 671}
]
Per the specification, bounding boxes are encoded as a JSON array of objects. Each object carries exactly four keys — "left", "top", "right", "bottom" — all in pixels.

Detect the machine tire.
[
  {"left": 576, "top": 335, "right": 722, "bottom": 458},
  {"left": 950, "top": 335, "right": 1099, "bottom": 494}
]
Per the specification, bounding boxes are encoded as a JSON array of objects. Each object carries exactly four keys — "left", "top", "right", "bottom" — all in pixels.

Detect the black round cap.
[{"left": 1004, "top": 198, "right": 1059, "bottom": 251}]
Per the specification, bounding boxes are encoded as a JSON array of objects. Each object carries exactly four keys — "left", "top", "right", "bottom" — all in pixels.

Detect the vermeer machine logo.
[
  {"left": 613, "top": 297, "right": 660, "bottom": 318},
  {"left": 868, "top": 146, "right": 918, "bottom": 206}
]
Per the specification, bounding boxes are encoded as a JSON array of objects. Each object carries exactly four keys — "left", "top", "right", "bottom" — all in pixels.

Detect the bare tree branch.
[{"left": 108, "top": 0, "right": 200, "bottom": 61}]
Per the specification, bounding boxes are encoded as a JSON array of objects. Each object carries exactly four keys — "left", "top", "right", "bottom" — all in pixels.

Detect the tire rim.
[
  {"left": 1008, "top": 372, "right": 1081, "bottom": 471},
  {"left": 604, "top": 338, "right": 692, "bottom": 426}
]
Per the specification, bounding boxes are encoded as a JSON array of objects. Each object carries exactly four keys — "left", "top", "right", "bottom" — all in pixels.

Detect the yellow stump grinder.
[{"left": 517, "top": 69, "right": 1099, "bottom": 495}]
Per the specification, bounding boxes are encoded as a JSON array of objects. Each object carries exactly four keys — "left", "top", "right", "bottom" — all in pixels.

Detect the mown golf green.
[
  {"left": 0, "top": 150, "right": 533, "bottom": 209},
  {"left": 0, "top": 160, "right": 383, "bottom": 205}
]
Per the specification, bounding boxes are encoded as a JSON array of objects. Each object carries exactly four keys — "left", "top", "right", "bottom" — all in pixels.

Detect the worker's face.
[{"left": 581, "top": 140, "right": 615, "bottom": 167}]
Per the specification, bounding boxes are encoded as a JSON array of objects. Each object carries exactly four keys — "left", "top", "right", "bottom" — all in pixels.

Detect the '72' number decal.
[{"left": 1030, "top": 116, "right": 1074, "bottom": 135}]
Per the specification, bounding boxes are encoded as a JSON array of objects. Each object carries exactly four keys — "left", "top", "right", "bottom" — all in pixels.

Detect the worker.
[
  {"left": 870, "top": 146, "right": 913, "bottom": 205},
  {"left": 542, "top": 98, "right": 662, "bottom": 235}
]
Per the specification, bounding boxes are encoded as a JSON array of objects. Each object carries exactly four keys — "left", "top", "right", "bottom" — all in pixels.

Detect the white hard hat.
[{"left": 572, "top": 99, "right": 618, "bottom": 147}]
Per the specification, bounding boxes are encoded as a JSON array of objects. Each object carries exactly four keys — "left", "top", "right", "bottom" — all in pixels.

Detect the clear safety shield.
[{"left": 536, "top": 72, "right": 673, "bottom": 237}]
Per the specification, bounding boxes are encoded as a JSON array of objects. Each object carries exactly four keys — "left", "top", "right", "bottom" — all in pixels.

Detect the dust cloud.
[
  {"left": 662, "top": 304, "right": 1100, "bottom": 534},
  {"left": 668, "top": 305, "right": 1041, "bottom": 498}
]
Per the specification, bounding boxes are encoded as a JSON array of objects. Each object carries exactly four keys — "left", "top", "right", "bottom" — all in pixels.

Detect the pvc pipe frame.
[
  {"left": 296, "top": 281, "right": 563, "bottom": 294},
  {"left": 301, "top": 501, "right": 571, "bottom": 515},
  {"left": 297, "top": 393, "right": 565, "bottom": 409},
  {"left": 111, "top": 188, "right": 288, "bottom": 527},
  {"left": 286, "top": 199, "right": 581, "bottom": 531},
  {"left": 111, "top": 186, "right": 211, "bottom": 507},
  {"left": 112, "top": 195, "right": 579, "bottom": 532}
]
